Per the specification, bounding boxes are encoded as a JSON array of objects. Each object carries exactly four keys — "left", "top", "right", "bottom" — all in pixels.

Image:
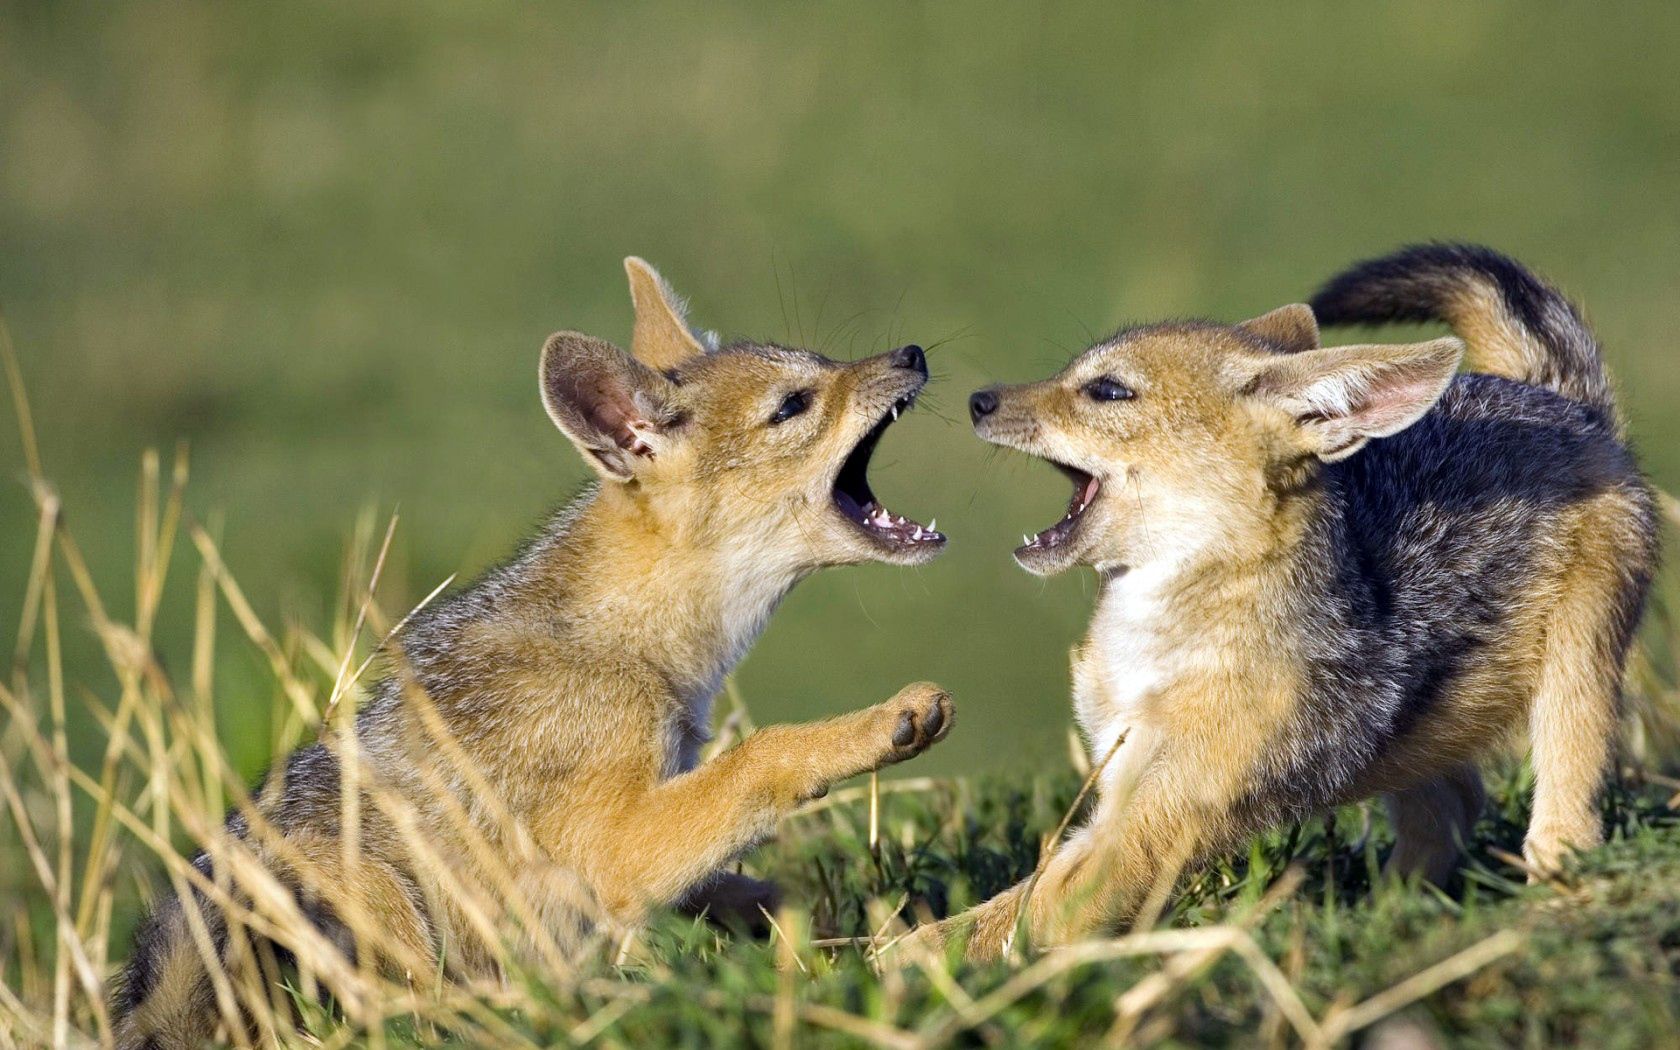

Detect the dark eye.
[
  {"left": 769, "top": 390, "right": 811, "bottom": 425},
  {"left": 1085, "top": 377, "right": 1135, "bottom": 402}
]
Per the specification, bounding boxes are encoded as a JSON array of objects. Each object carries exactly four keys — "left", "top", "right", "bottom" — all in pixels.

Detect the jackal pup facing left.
[
  {"left": 116, "top": 259, "right": 952, "bottom": 1048},
  {"left": 935, "top": 245, "right": 1654, "bottom": 961}
]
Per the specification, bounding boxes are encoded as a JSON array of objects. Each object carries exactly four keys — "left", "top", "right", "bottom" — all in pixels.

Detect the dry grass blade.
[
  {"left": 1315, "top": 930, "right": 1523, "bottom": 1046},
  {"left": 796, "top": 776, "right": 944, "bottom": 817},
  {"left": 578, "top": 977, "right": 923, "bottom": 1050},
  {"left": 319, "top": 509, "right": 400, "bottom": 735},
  {"left": 8, "top": 489, "right": 56, "bottom": 688},
  {"left": 1104, "top": 866, "right": 1307, "bottom": 1044},
  {"left": 0, "top": 746, "right": 110, "bottom": 1044},
  {"left": 1006, "top": 728, "right": 1128, "bottom": 961},
  {"left": 0, "top": 309, "right": 42, "bottom": 479},
  {"left": 783, "top": 1000, "right": 919, "bottom": 1050},
  {"left": 1658, "top": 488, "right": 1680, "bottom": 529},
  {"left": 188, "top": 520, "right": 320, "bottom": 727},
  {"left": 912, "top": 927, "right": 1268, "bottom": 1047}
]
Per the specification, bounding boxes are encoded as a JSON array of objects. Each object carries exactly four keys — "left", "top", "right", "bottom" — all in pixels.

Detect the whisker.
[
  {"left": 922, "top": 323, "right": 978, "bottom": 356},
  {"left": 810, "top": 285, "right": 832, "bottom": 352},
  {"left": 819, "top": 310, "right": 869, "bottom": 357},
  {"left": 771, "top": 250, "right": 793, "bottom": 345},
  {"left": 883, "top": 288, "right": 909, "bottom": 352},
  {"left": 1068, "top": 309, "right": 1098, "bottom": 347},
  {"left": 789, "top": 264, "right": 805, "bottom": 345},
  {"left": 850, "top": 575, "right": 881, "bottom": 631}
]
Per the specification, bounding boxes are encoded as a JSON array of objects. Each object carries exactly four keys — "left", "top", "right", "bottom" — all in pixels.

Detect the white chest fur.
[
  {"left": 663, "top": 550, "right": 797, "bottom": 778},
  {"left": 1073, "top": 561, "right": 1184, "bottom": 791}
]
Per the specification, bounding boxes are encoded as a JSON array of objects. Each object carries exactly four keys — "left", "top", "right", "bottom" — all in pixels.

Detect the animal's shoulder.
[{"left": 1332, "top": 373, "right": 1633, "bottom": 535}]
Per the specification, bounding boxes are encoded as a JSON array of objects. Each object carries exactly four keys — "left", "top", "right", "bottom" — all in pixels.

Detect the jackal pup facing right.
[
  {"left": 115, "top": 258, "right": 953, "bottom": 1047},
  {"left": 942, "top": 244, "right": 1656, "bottom": 959}
]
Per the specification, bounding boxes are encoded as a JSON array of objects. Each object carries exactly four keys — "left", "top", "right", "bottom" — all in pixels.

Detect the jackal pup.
[
  {"left": 116, "top": 259, "right": 952, "bottom": 1046},
  {"left": 941, "top": 244, "right": 1655, "bottom": 959}
]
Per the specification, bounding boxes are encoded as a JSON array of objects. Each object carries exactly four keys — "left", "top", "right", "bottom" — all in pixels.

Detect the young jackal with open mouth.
[
  {"left": 938, "top": 244, "right": 1655, "bottom": 960},
  {"left": 116, "top": 260, "right": 952, "bottom": 1047}
]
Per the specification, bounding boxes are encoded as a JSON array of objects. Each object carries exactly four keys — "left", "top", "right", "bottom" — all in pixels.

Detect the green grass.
[{"left": 303, "top": 770, "right": 1680, "bottom": 1048}]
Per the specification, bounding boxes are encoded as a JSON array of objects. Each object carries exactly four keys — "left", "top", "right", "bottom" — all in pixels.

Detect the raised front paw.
[{"left": 877, "top": 682, "right": 954, "bottom": 766}]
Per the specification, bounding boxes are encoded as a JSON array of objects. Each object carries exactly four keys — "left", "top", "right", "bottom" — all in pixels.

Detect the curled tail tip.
[
  {"left": 1309, "top": 243, "right": 1617, "bottom": 422},
  {"left": 1308, "top": 242, "right": 1518, "bottom": 328}
]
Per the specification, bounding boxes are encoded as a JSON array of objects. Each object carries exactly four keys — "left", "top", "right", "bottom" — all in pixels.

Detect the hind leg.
[
  {"left": 1523, "top": 515, "right": 1641, "bottom": 877},
  {"left": 1384, "top": 763, "right": 1484, "bottom": 884},
  {"left": 1524, "top": 628, "right": 1618, "bottom": 876}
]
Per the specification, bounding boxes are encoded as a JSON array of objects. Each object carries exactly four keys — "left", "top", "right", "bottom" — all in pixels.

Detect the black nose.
[
  {"left": 891, "top": 343, "right": 927, "bottom": 375},
  {"left": 969, "top": 389, "right": 999, "bottom": 422}
]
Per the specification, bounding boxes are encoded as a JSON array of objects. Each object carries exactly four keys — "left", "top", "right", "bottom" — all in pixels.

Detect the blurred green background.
[{"left": 4, "top": 2, "right": 1678, "bottom": 780}]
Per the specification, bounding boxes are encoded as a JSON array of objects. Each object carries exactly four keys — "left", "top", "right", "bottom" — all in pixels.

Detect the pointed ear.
[
  {"left": 1247, "top": 337, "right": 1464, "bottom": 462},
  {"left": 624, "top": 257, "right": 710, "bottom": 371},
  {"left": 539, "top": 331, "right": 678, "bottom": 482},
  {"left": 1236, "top": 303, "right": 1320, "bottom": 354}
]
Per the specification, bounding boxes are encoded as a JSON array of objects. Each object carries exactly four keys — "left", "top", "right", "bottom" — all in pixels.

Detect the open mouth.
[
  {"left": 1018, "top": 462, "right": 1101, "bottom": 555},
  {"left": 831, "top": 391, "right": 946, "bottom": 551}
]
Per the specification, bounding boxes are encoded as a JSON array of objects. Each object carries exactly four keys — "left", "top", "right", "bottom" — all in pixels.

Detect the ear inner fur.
[
  {"left": 1250, "top": 336, "right": 1464, "bottom": 461},
  {"left": 625, "top": 256, "right": 708, "bottom": 370},
  {"left": 539, "top": 331, "right": 670, "bottom": 481}
]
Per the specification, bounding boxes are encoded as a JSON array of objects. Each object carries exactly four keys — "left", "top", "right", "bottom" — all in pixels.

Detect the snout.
[
  {"left": 967, "top": 384, "right": 1044, "bottom": 454},
  {"left": 891, "top": 344, "right": 927, "bottom": 376}
]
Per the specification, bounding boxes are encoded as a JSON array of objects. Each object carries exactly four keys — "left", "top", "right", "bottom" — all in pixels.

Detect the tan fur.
[
  {"left": 364, "top": 271, "right": 954, "bottom": 938},
  {"left": 1444, "top": 280, "right": 1623, "bottom": 432},
  {"left": 124, "top": 916, "right": 221, "bottom": 1048},
  {"left": 1355, "top": 490, "right": 1648, "bottom": 872},
  {"left": 1520, "top": 495, "right": 1645, "bottom": 869},
  {"left": 118, "top": 261, "right": 951, "bottom": 1048},
  {"left": 625, "top": 255, "right": 712, "bottom": 368},
  {"left": 914, "top": 305, "right": 1646, "bottom": 961},
  {"left": 1447, "top": 282, "right": 1539, "bottom": 386}
]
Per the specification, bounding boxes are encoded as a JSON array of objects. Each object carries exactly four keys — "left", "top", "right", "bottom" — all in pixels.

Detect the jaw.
[
  {"left": 972, "top": 426, "right": 1106, "bottom": 576},
  {"left": 826, "top": 380, "right": 947, "bottom": 566},
  {"left": 1012, "top": 460, "right": 1104, "bottom": 575}
]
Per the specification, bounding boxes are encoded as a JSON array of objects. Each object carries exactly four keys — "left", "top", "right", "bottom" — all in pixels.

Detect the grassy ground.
[{"left": 596, "top": 772, "right": 1680, "bottom": 1048}]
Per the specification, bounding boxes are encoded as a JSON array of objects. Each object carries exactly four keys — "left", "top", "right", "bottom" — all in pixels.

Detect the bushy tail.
[{"left": 1310, "top": 243, "right": 1619, "bottom": 427}]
